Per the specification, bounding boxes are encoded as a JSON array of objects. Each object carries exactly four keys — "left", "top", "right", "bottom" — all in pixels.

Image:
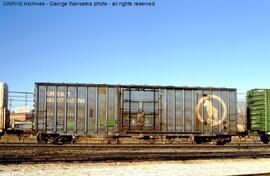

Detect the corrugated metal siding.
[
  {"left": 0, "top": 82, "right": 8, "bottom": 131},
  {"left": 0, "top": 83, "right": 8, "bottom": 108},
  {"left": 247, "top": 89, "right": 270, "bottom": 133},
  {"left": 35, "top": 83, "right": 237, "bottom": 136},
  {"left": 35, "top": 84, "right": 119, "bottom": 135},
  {"left": 159, "top": 89, "right": 237, "bottom": 135}
]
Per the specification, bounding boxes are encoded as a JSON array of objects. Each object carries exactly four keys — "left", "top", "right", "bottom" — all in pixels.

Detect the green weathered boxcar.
[
  {"left": 247, "top": 89, "right": 270, "bottom": 143},
  {"left": 34, "top": 82, "right": 237, "bottom": 144}
]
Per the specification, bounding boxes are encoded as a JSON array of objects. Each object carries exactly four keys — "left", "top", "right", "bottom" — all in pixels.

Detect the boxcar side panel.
[
  {"left": 35, "top": 83, "right": 237, "bottom": 137},
  {"left": 229, "top": 91, "right": 237, "bottom": 134},
  {"left": 36, "top": 84, "right": 120, "bottom": 136},
  {"left": 158, "top": 88, "right": 237, "bottom": 136},
  {"left": 247, "top": 89, "right": 270, "bottom": 135}
]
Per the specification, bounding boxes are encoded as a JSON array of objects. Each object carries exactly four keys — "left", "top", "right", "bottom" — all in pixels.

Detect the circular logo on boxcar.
[{"left": 195, "top": 95, "right": 227, "bottom": 126}]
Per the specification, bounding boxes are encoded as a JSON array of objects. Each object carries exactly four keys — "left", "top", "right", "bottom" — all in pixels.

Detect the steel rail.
[{"left": 1, "top": 144, "right": 270, "bottom": 164}]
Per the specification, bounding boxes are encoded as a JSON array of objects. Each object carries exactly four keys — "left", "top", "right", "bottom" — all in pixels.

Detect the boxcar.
[
  {"left": 247, "top": 89, "right": 270, "bottom": 143},
  {"left": 0, "top": 82, "right": 9, "bottom": 133},
  {"left": 34, "top": 82, "right": 237, "bottom": 144}
]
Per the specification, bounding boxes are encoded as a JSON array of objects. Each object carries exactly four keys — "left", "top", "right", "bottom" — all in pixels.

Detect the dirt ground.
[{"left": 1, "top": 158, "right": 270, "bottom": 176}]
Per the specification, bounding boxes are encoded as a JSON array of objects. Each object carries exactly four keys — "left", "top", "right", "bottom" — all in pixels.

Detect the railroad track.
[{"left": 1, "top": 144, "right": 270, "bottom": 164}]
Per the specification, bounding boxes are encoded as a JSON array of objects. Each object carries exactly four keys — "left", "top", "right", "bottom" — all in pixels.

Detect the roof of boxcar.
[
  {"left": 35, "top": 82, "right": 236, "bottom": 91},
  {"left": 248, "top": 88, "right": 270, "bottom": 90}
]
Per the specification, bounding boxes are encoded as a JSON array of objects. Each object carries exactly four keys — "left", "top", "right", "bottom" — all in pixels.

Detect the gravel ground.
[{"left": 1, "top": 158, "right": 270, "bottom": 176}]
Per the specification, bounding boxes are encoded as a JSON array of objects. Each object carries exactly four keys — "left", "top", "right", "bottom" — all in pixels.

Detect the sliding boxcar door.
[{"left": 121, "top": 88, "right": 159, "bottom": 133}]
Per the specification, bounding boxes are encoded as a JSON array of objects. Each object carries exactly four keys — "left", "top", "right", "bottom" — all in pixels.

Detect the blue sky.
[{"left": 1, "top": 0, "right": 270, "bottom": 94}]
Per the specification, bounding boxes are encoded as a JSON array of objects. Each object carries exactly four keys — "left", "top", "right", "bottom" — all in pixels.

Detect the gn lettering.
[{"left": 46, "top": 91, "right": 86, "bottom": 104}]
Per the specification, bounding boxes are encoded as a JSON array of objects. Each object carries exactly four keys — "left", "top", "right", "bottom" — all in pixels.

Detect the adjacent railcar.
[
  {"left": 247, "top": 89, "right": 270, "bottom": 143},
  {"left": 34, "top": 83, "right": 237, "bottom": 144},
  {"left": 0, "top": 82, "right": 9, "bottom": 133}
]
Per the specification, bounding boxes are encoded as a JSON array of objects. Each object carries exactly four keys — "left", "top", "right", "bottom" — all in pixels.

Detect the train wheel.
[
  {"left": 109, "top": 137, "right": 119, "bottom": 144},
  {"left": 55, "top": 136, "right": 64, "bottom": 145},
  {"left": 194, "top": 137, "right": 202, "bottom": 144},
  {"left": 216, "top": 137, "right": 226, "bottom": 145},
  {"left": 48, "top": 136, "right": 55, "bottom": 144},
  {"left": 260, "top": 135, "right": 269, "bottom": 144},
  {"left": 37, "top": 134, "right": 47, "bottom": 144}
]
